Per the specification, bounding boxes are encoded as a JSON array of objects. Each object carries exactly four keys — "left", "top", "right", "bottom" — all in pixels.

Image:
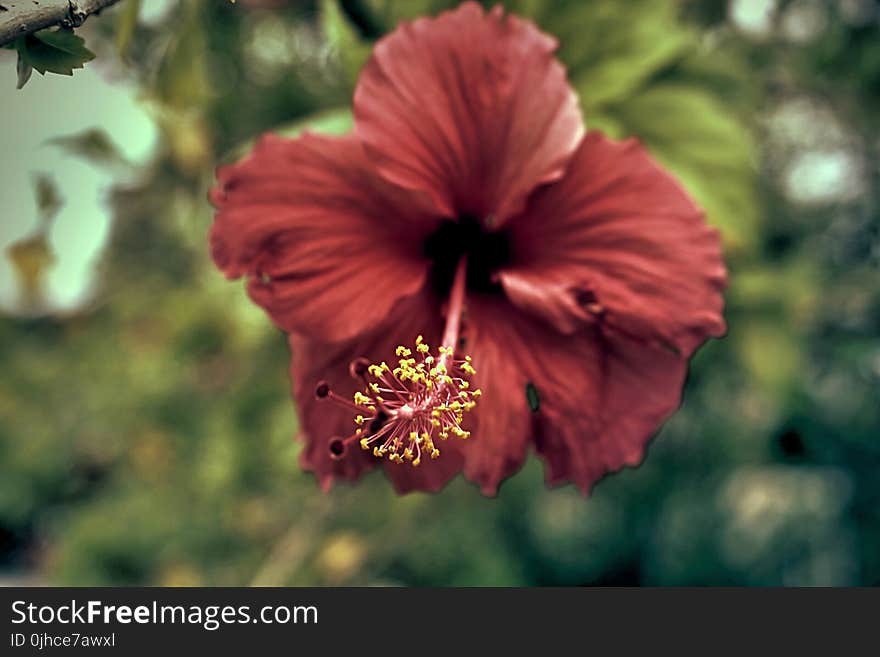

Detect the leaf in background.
[
  {"left": 222, "top": 108, "right": 353, "bottom": 164},
  {"left": 15, "top": 51, "right": 33, "bottom": 89},
  {"left": 46, "top": 129, "right": 131, "bottom": 170},
  {"left": 5, "top": 233, "right": 55, "bottom": 310},
  {"left": 735, "top": 319, "right": 803, "bottom": 399},
  {"left": 609, "top": 83, "right": 758, "bottom": 252},
  {"left": 154, "top": 109, "right": 213, "bottom": 176},
  {"left": 32, "top": 173, "right": 64, "bottom": 224},
  {"left": 275, "top": 107, "right": 353, "bottom": 138},
  {"left": 364, "top": 0, "right": 449, "bottom": 26},
  {"left": 16, "top": 28, "right": 95, "bottom": 78},
  {"left": 537, "top": 0, "right": 695, "bottom": 109},
  {"left": 152, "top": 3, "right": 211, "bottom": 111},
  {"left": 115, "top": 0, "right": 142, "bottom": 60},
  {"left": 322, "top": 0, "right": 372, "bottom": 88}
]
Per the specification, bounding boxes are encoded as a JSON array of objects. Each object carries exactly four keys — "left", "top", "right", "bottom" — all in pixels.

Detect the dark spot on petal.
[
  {"left": 575, "top": 289, "right": 598, "bottom": 306},
  {"left": 575, "top": 288, "right": 604, "bottom": 315},
  {"left": 349, "top": 357, "right": 370, "bottom": 379},
  {"left": 328, "top": 438, "right": 346, "bottom": 460},
  {"left": 526, "top": 382, "right": 540, "bottom": 412},
  {"left": 657, "top": 338, "right": 682, "bottom": 357}
]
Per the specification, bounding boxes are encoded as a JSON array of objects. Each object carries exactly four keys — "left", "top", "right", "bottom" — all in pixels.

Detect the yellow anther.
[{"left": 342, "top": 338, "right": 479, "bottom": 468}]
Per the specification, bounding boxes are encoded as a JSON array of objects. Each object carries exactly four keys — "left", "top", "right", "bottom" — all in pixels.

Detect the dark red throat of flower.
[{"left": 315, "top": 257, "right": 479, "bottom": 467}]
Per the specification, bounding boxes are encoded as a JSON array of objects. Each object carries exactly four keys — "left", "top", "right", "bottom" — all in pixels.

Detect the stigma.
[{"left": 317, "top": 336, "right": 479, "bottom": 466}]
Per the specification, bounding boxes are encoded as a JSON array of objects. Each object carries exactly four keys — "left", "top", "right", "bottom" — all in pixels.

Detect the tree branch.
[{"left": 0, "top": 0, "right": 121, "bottom": 48}]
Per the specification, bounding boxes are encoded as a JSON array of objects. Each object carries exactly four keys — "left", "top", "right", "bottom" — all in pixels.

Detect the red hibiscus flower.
[{"left": 209, "top": 2, "right": 727, "bottom": 495}]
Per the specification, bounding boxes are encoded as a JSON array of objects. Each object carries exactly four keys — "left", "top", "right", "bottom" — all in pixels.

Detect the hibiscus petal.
[
  {"left": 464, "top": 297, "right": 687, "bottom": 494},
  {"left": 353, "top": 1, "right": 583, "bottom": 225},
  {"left": 535, "top": 331, "right": 687, "bottom": 493},
  {"left": 458, "top": 296, "right": 535, "bottom": 495},
  {"left": 289, "top": 333, "right": 378, "bottom": 492},
  {"left": 502, "top": 132, "right": 727, "bottom": 357},
  {"left": 532, "top": 326, "right": 688, "bottom": 494},
  {"left": 290, "top": 289, "right": 463, "bottom": 493},
  {"left": 211, "top": 132, "right": 438, "bottom": 342}
]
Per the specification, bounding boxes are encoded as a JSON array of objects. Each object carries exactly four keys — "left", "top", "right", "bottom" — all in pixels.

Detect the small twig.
[{"left": 0, "top": 0, "right": 121, "bottom": 47}]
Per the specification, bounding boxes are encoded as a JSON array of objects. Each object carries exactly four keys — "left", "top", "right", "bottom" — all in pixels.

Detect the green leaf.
[
  {"left": 735, "top": 319, "right": 803, "bottom": 398},
  {"left": 364, "top": 0, "right": 450, "bottom": 26},
  {"left": 32, "top": 173, "right": 63, "bottom": 223},
  {"left": 152, "top": 2, "right": 211, "bottom": 110},
  {"left": 6, "top": 232, "right": 55, "bottom": 308},
  {"left": 16, "top": 52, "right": 32, "bottom": 89},
  {"left": 46, "top": 129, "right": 130, "bottom": 170},
  {"left": 543, "top": 0, "right": 695, "bottom": 108},
  {"left": 17, "top": 28, "right": 95, "bottom": 77},
  {"left": 274, "top": 107, "right": 354, "bottom": 139},
  {"left": 322, "top": 0, "right": 372, "bottom": 87},
  {"left": 608, "top": 83, "right": 759, "bottom": 252},
  {"left": 115, "top": 0, "right": 142, "bottom": 60},
  {"left": 221, "top": 108, "right": 354, "bottom": 164}
]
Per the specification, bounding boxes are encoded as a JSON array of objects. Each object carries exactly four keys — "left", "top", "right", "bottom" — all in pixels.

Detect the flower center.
[
  {"left": 315, "top": 257, "right": 479, "bottom": 466},
  {"left": 424, "top": 215, "right": 510, "bottom": 296}
]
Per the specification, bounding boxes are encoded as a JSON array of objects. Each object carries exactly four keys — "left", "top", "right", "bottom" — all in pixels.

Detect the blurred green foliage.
[{"left": 1, "top": 0, "right": 878, "bottom": 586}]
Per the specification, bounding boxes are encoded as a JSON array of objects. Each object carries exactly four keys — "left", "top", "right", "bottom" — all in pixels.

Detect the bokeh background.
[{"left": 1, "top": 0, "right": 878, "bottom": 586}]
